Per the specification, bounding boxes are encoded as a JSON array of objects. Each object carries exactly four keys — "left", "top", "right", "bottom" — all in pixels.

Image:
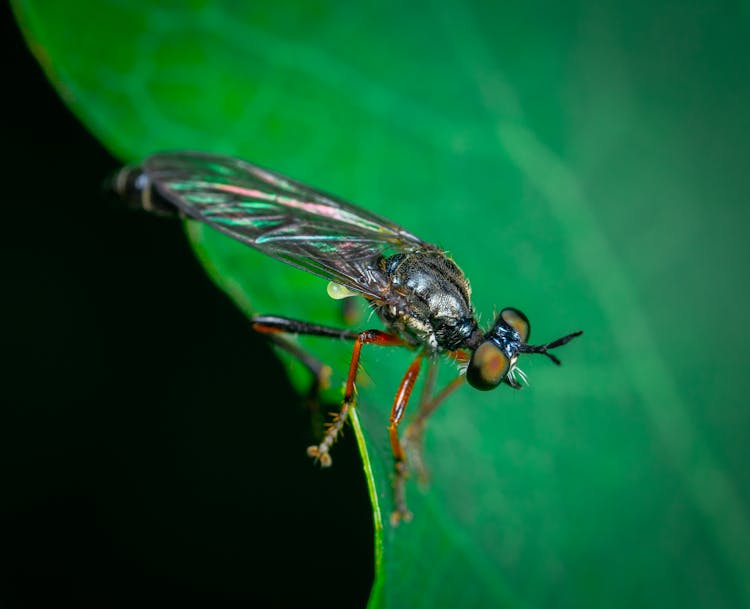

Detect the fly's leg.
[
  {"left": 402, "top": 357, "right": 438, "bottom": 485},
  {"left": 265, "top": 333, "right": 332, "bottom": 400},
  {"left": 307, "top": 329, "right": 408, "bottom": 466},
  {"left": 389, "top": 352, "right": 425, "bottom": 526},
  {"left": 403, "top": 352, "right": 467, "bottom": 485},
  {"left": 254, "top": 314, "right": 423, "bottom": 516},
  {"left": 252, "top": 315, "right": 410, "bottom": 466},
  {"left": 252, "top": 316, "right": 359, "bottom": 427},
  {"left": 404, "top": 374, "right": 466, "bottom": 483},
  {"left": 252, "top": 315, "right": 362, "bottom": 341}
]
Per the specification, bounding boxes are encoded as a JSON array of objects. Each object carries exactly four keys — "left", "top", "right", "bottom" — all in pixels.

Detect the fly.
[{"left": 114, "top": 151, "right": 582, "bottom": 524}]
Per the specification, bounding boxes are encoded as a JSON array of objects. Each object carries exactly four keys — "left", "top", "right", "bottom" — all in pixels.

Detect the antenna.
[{"left": 519, "top": 330, "right": 583, "bottom": 365}]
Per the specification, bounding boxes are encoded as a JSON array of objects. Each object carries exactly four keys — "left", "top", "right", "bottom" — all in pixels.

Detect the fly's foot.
[
  {"left": 306, "top": 444, "right": 332, "bottom": 467},
  {"left": 390, "top": 506, "right": 413, "bottom": 527},
  {"left": 306, "top": 405, "right": 351, "bottom": 468}
]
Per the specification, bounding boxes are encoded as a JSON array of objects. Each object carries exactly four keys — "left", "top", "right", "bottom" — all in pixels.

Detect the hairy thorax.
[{"left": 376, "top": 249, "right": 479, "bottom": 351}]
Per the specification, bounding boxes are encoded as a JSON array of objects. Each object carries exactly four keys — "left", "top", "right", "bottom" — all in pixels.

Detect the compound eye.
[
  {"left": 466, "top": 341, "right": 510, "bottom": 391},
  {"left": 500, "top": 308, "right": 530, "bottom": 342}
]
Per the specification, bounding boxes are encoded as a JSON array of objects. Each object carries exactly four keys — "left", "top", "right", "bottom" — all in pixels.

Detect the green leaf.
[{"left": 13, "top": 1, "right": 750, "bottom": 607}]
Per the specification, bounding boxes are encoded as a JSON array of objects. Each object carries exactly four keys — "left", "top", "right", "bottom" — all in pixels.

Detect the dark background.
[{"left": 2, "top": 6, "right": 372, "bottom": 608}]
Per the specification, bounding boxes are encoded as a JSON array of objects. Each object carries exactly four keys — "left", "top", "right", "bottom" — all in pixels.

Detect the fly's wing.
[{"left": 140, "top": 151, "right": 428, "bottom": 299}]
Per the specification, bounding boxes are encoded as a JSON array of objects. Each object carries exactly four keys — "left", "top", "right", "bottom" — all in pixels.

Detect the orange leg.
[
  {"left": 412, "top": 374, "right": 466, "bottom": 429},
  {"left": 415, "top": 349, "right": 469, "bottom": 426},
  {"left": 389, "top": 352, "right": 425, "bottom": 525},
  {"left": 306, "top": 329, "right": 408, "bottom": 466},
  {"left": 252, "top": 315, "right": 410, "bottom": 466},
  {"left": 404, "top": 356, "right": 467, "bottom": 485}
]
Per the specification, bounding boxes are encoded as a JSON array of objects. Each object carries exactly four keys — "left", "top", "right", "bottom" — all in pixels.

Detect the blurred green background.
[{"left": 4, "top": 1, "right": 750, "bottom": 608}]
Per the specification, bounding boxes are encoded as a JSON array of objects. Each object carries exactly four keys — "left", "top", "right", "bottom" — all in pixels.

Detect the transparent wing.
[{"left": 141, "top": 151, "right": 429, "bottom": 299}]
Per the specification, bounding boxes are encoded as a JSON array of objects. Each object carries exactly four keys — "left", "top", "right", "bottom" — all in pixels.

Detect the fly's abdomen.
[{"left": 112, "top": 165, "right": 179, "bottom": 217}]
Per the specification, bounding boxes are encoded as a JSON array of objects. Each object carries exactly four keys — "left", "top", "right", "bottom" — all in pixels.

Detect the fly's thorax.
[{"left": 380, "top": 249, "right": 478, "bottom": 351}]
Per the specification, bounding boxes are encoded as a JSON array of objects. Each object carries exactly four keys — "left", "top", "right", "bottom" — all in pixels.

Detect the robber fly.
[{"left": 114, "top": 151, "right": 582, "bottom": 524}]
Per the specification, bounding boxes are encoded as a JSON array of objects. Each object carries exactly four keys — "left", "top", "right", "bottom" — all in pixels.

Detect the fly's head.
[{"left": 465, "top": 307, "right": 583, "bottom": 391}]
